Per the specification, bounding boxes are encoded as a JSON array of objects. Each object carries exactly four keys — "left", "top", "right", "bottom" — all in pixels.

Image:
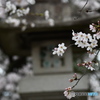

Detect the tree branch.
[
  {"left": 72, "top": 73, "right": 86, "bottom": 89},
  {"left": 79, "top": 0, "right": 88, "bottom": 12},
  {"left": 72, "top": 49, "right": 100, "bottom": 89}
]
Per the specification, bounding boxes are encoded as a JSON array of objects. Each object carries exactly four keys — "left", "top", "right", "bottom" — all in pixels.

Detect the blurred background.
[{"left": 0, "top": 0, "right": 100, "bottom": 100}]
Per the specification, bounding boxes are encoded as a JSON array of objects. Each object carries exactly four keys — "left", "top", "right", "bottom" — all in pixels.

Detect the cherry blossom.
[
  {"left": 23, "top": 7, "right": 30, "bottom": 15},
  {"left": 52, "top": 43, "right": 67, "bottom": 56},
  {"left": 53, "top": 47, "right": 65, "bottom": 56},
  {"left": 69, "top": 73, "right": 78, "bottom": 82},
  {"left": 7, "top": 73, "right": 21, "bottom": 83},
  {"left": 64, "top": 91, "right": 75, "bottom": 99},
  {"left": 5, "top": 83, "right": 16, "bottom": 92},
  {"left": 0, "top": 49, "right": 33, "bottom": 100},
  {"left": 52, "top": 48, "right": 58, "bottom": 55},
  {"left": 89, "top": 24, "right": 96, "bottom": 32},
  {"left": 17, "top": 7, "right": 30, "bottom": 17},
  {"left": 17, "top": 9, "right": 23, "bottom": 17},
  {"left": 5, "top": 1, "right": 16, "bottom": 15},
  {"left": 44, "top": 10, "right": 49, "bottom": 20},
  {"left": 21, "top": 26, "right": 27, "bottom": 31},
  {"left": 30, "top": 23, "right": 35, "bottom": 27},
  {"left": 56, "top": 48, "right": 65, "bottom": 56},
  {"left": 0, "top": 0, "right": 100, "bottom": 99},
  {"left": 72, "top": 30, "right": 98, "bottom": 51},
  {"left": 5, "top": 17, "right": 20, "bottom": 27},
  {"left": 94, "top": 32, "right": 100, "bottom": 40},
  {"left": 73, "top": 73, "right": 77, "bottom": 79},
  {"left": 78, "top": 61, "right": 95, "bottom": 71},
  {"left": 65, "top": 87, "right": 72, "bottom": 91},
  {"left": 69, "top": 79, "right": 74, "bottom": 82},
  {"left": 86, "top": 65, "right": 95, "bottom": 71},
  {"left": 88, "top": 50, "right": 97, "bottom": 59},
  {"left": 21, "top": 19, "right": 28, "bottom": 25},
  {"left": 64, "top": 87, "right": 75, "bottom": 99},
  {"left": 87, "top": 39, "right": 98, "bottom": 51},
  {"left": 48, "top": 18, "right": 55, "bottom": 26},
  {"left": 58, "top": 43, "right": 67, "bottom": 50}
]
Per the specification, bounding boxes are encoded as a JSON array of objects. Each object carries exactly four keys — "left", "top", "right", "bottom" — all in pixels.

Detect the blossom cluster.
[
  {"left": 5, "top": 0, "right": 35, "bottom": 16},
  {"left": 5, "top": 1, "right": 16, "bottom": 15},
  {"left": 0, "top": 0, "right": 36, "bottom": 31},
  {"left": 69, "top": 73, "right": 77, "bottom": 82},
  {"left": 0, "top": 0, "right": 56, "bottom": 31},
  {"left": 52, "top": 43, "right": 67, "bottom": 56},
  {"left": 0, "top": 50, "right": 33, "bottom": 100},
  {"left": 72, "top": 21, "right": 100, "bottom": 53},
  {"left": 52, "top": 21, "right": 100, "bottom": 99},
  {"left": 72, "top": 30, "right": 98, "bottom": 52},
  {"left": 88, "top": 49, "right": 97, "bottom": 59},
  {"left": 77, "top": 61, "right": 95, "bottom": 71},
  {"left": 64, "top": 73, "right": 90, "bottom": 99},
  {"left": 63, "top": 87, "right": 75, "bottom": 99},
  {"left": 90, "top": 22, "right": 100, "bottom": 40},
  {"left": 64, "top": 73, "right": 78, "bottom": 99},
  {"left": 71, "top": 22, "right": 100, "bottom": 71},
  {"left": 1, "top": 0, "right": 55, "bottom": 31},
  {"left": 44, "top": 10, "right": 55, "bottom": 26},
  {"left": 5, "top": 17, "right": 35, "bottom": 31}
]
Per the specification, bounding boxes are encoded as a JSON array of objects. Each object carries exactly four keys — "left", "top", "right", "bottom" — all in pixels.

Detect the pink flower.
[
  {"left": 52, "top": 43, "right": 67, "bottom": 56},
  {"left": 69, "top": 73, "right": 78, "bottom": 82},
  {"left": 65, "top": 87, "right": 72, "bottom": 91},
  {"left": 69, "top": 79, "right": 74, "bottom": 82},
  {"left": 89, "top": 24, "right": 96, "bottom": 32},
  {"left": 94, "top": 32, "right": 100, "bottom": 40},
  {"left": 64, "top": 90, "right": 75, "bottom": 99},
  {"left": 73, "top": 73, "right": 77, "bottom": 80}
]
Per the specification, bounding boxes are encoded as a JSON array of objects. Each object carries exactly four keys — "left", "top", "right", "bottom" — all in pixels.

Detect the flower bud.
[
  {"left": 65, "top": 87, "right": 72, "bottom": 91},
  {"left": 77, "top": 63, "right": 82, "bottom": 66},
  {"left": 73, "top": 73, "right": 77, "bottom": 80},
  {"left": 69, "top": 79, "right": 74, "bottom": 82}
]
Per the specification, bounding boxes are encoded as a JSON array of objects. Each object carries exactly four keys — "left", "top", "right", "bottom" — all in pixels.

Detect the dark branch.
[
  {"left": 72, "top": 48, "right": 100, "bottom": 89},
  {"left": 79, "top": 0, "right": 89, "bottom": 12},
  {"left": 72, "top": 73, "right": 86, "bottom": 89}
]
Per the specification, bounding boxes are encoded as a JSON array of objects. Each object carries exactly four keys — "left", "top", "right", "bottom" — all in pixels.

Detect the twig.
[
  {"left": 67, "top": 43, "right": 74, "bottom": 48},
  {"left": 72, "top": 48, "right": 100, "bottom": 89},
  {"left": 72, "top": 73, "right": 86, "bottom": 89},
  {"left": 79, "top": 0, "right": 88, "bottom": 13}
]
